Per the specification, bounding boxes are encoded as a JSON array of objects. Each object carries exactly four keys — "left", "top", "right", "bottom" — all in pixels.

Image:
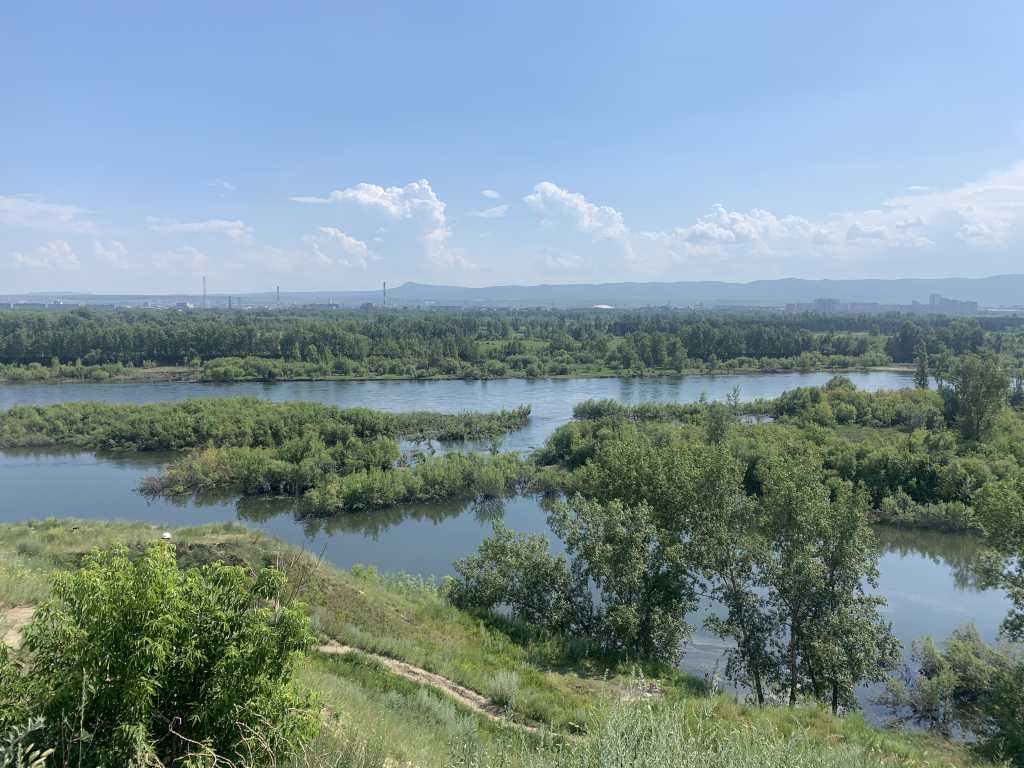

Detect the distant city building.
[
  {"left": 928, "top": 293, "right": 978, "bottom": 314},
  {"left": 785, "top": 294, "right": 978, "bottom": 316},
  {"left": 591, "top": 304, "right": 615, "bottom": 309}
]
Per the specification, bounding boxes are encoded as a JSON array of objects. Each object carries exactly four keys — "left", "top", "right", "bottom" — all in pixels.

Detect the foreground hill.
[{"left": 0, "top": 519, "right": 992, "bottom": 768}]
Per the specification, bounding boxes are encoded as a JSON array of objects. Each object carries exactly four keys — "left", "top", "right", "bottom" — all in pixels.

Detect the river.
[{"left": 0, "top": 371, "right": 1010, "bottom": 715}]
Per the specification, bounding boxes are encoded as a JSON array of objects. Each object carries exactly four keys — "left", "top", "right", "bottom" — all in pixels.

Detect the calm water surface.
[
  {"left": 1, "top": 372, "right": 1008, "bottom": 714},
  {"left": 0, "top": 371, "right": 914, "bottom": 453}
]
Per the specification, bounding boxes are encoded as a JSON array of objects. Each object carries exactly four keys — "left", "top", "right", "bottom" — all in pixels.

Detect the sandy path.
[
  {"left": 1, "top": 605, "right": 35, "bottom": 649},
  {"left": 316, "top": 640, "right": 540, "bottom": 731}
]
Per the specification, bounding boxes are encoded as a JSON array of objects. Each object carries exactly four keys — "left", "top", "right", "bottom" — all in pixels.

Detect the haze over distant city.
[{"left": 4, "top": 3, "right": 1024, "bottom": 294}]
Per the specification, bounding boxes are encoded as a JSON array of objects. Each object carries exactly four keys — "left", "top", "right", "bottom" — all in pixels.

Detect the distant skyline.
[{"left": 3, "top": 2, "right": 1024, "bottom": 293}]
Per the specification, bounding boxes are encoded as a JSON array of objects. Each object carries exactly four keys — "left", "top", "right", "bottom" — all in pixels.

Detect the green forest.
[{"left": 2, "top": 308, "right": 1023, "bottom": 381}]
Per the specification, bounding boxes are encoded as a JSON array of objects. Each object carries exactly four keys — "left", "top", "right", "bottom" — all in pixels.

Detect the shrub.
[
  {"left": 486, "top": 670, "right": 519, "bottom": 709},
  {"left": 20, "top": 543, "right": 317, "bottom": 767}
]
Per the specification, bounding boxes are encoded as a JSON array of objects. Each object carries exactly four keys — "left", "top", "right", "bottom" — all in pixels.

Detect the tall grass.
[{"left": 0, "top": 557, "right": 50, "bottom": 607}]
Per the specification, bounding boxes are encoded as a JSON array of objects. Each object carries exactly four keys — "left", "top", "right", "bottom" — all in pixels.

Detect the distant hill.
[{"left": 4, "top": 274, "right": 1024, "bottom": 309}]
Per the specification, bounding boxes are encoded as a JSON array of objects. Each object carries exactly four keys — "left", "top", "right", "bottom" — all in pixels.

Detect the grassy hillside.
[{"left": 0, "top": 518, "right": 994, "bottom": 768}]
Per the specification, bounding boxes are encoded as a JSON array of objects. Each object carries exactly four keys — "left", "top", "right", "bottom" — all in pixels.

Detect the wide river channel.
[{"left": 0, "top": 372, "right": 1010, "bottom": 716}]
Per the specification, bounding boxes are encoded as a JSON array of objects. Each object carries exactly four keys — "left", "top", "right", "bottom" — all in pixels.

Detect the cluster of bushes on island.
[{"left": 0, "top": 398, "right": 531, "bottom": 450}]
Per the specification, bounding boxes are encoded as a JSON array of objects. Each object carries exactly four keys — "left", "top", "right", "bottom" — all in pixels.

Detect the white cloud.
[
  {"left": 524, "top": 182, "right": 628, "bottom": 240},
  {"left": 11, "top": 240, "right": 80, "bottom": 270},
  {"left": 214, "top": 179, "right": 237, "bottom": 192},
  {"left": 290, "top": 180, "right": 443, "bottom": 221},
  {"left": 480, "top": 189, "right": 500, "bottom": 199},
  {"left": 307, "top": 226, "right": 372, "bottom": 269},
  {"left": 471, "top": 204, "right": 510, "bottom": 219},
  {"left": 290, "top": 179, "right": 453, "bottom": 267},
  {"left": 672, "top": 205, "right": 825, "bottom": 249},
  {"left": 94, "top": 240, "right": 130, "bottom": 268},
  {"left": 0, "top": 195, "right": 94, "bottom": 233},
  {"left": 147, "top": 217, "right": 253, "bottom": 241},
  {"left": 882, "top": 162, "right": 1024, "bottom": 249},
  {"left": 521, "top": 162, "right": 1024, "bottom": 278}
]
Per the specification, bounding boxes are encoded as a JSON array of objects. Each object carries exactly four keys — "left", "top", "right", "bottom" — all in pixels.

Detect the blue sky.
[{"left": 3, "top": 1, "right": 1023, "bottom": 293}]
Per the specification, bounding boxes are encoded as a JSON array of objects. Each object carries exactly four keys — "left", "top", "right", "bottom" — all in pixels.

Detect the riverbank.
[
  {"left": 0, "top": 518, "right": 992, "bottom": 768},
  {"left": 0, "top": 361, "right": 915, "bottom": 386}
]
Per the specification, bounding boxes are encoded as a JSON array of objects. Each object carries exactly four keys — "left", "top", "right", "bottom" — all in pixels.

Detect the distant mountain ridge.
[{"left": 4, "top": 274, "right": 1024, "bottom": 309}]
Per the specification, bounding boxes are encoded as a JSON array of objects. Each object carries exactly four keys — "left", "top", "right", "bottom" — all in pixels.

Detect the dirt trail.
[
  {"left": 1, "top": 605, "right": 34, "bottom": 649},
  {"left": 1, "top": 608, "right": 539, "bottom": 732},
  {"left": 316, "top": 640, "right": 540, "bottom": 731}
]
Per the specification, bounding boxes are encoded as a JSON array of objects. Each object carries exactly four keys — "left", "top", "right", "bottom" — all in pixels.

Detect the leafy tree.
[
  {"left": 757, "top": 458, "right": 899, "bottom": 710},
  {"left": 913, "top": 342, "right": 930, "bottom": 389},
  {"left": 448, "top": 522, "right": 589, "bottom": 633},
  {"left": 550, "top": 495, "right": 693, "bottom": 661},
  {"left": 974, "top": 479, "right": 1024, "bottom": 641},
  {"left": 949, "top": 353, "right": 1009, "bottom": 441},
  {"left": 697, "top": 458, "right": 774, "bottom": 704},
  {"left": 22, "top": 543, "right": 316, "bottom": 767}
]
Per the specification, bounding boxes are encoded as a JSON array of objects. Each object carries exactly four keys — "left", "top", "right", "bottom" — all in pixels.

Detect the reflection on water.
[{"left": 876, "top": 527, "right": 988, "bottom": 591}]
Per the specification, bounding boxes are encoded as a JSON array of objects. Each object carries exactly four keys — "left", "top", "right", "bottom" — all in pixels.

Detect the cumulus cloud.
[
  {"left": 147, "top": 217, "right": 253, "bottom": 241},
  {"left": 290, "top": 179, "right": 453, "bottom": 267},
  {"left": 470, "top": 204, "right": 510, "bottom": 219},
  {"left": 94, "top": 240, "right": 131, "bottom": 268},
  {"left": 11, "top": 240, "right": 80, "bottom": 270},
  {"left": 0, "top": 195, "right": 94, "bottom": 233},
  {"left": 521, "top": 162, "right": 1024, "bottom": 278},
  {"left": 524, "top": 182, "right": 628, "bottom": 240},
  {"left": 480, "top": 189, "right": 500, "bottom": 199},
  {"left": 883, "top": 162, "right": 1024, "bottom": 249},
  {"left": 307, "top": 226, "right": 372, "bottom": 269}
]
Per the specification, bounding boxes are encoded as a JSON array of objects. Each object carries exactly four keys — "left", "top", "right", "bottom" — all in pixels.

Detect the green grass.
[{"left": 0, "top": 518, "right": 995, "bottom": 768}]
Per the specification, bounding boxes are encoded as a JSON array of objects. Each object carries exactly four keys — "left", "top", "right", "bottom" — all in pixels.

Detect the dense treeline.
[
  {"left": 3, "top": 307, "right": 1021, "bottom": 379},
  {"left": 0, "top": 398, "right": 531, "bottom": 450}
]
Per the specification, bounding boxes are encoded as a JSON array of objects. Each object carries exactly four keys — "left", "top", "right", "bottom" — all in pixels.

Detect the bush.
[
  {"left": 486, "top": 670, "right": 519, "bottom": 709},
  {"left": 18, "top": 543, "right": 316, "bottom": 767}
]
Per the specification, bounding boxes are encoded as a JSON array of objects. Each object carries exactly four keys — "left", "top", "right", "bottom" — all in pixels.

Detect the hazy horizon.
[
  {"left": 4, "top": 3, "right": 1024, "bottom": 293},
  {"left": 5, "top": 272, "right": 1024, "bottom": 300}
]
